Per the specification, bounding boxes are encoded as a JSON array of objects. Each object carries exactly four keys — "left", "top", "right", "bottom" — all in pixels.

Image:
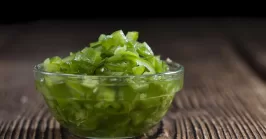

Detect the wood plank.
[{"left": 1, "top": 20, "right": 266, "bottom": 139}]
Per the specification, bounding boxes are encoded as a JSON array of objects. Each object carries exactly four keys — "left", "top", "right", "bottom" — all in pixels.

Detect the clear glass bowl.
[{"left": 33, "top": 60, "right": 184, "bottom": 139}]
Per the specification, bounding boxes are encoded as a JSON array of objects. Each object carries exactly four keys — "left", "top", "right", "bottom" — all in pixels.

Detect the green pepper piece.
[
  {"left": 96, "top": 87, "right": 116, "bottom": 101},
  {"left": 126, "top": 31, "right": 139, "bottom": 41},
  {"left": 136, "top": 42, "right": 154, "bottom": 57},
  {"left": 130, "top": 111, "right": 146, "bottom": 126},
  {"left": 43, "top": 56, "right": 62, "bottom": 72},
  {"left": 81, "top": 47, "right": 102, "bottom": 65},
  {"left": 132, "top": 65, "right": 145, "bottom": 75},
  {"left": 132, "top": 57, "right": 155, "bottom": 74},
  {"left": 114, "top": 45, "right": 139, "bottom": 58},
  {"left": 90, "top": 41, "right": 101, "bottom": 48},
  {"left": 101, "top": 30, "right": 127, "bottom": 50}
]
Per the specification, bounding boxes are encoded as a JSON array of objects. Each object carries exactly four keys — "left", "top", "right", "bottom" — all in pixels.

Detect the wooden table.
[{"left": 1, "top": 19, "right": 266, "bottom": 139}]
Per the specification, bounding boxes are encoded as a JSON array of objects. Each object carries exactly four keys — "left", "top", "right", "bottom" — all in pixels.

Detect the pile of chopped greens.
[{"left": 43, "top": 30, "right": 169, "bottom": 76}]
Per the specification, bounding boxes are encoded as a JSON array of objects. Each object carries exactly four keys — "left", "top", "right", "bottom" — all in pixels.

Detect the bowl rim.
[{"left": 33, "top": 59, "right": 184, "bottom": 78}]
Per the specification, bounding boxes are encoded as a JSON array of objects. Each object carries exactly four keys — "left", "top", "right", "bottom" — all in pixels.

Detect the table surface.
[{"left": 1, "top": 19, "right": 266, "bottom": 139}]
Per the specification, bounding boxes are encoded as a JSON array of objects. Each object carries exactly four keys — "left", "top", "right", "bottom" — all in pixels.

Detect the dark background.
[{"left": 1, "top": 15, "right": 265, "bottom": 24}]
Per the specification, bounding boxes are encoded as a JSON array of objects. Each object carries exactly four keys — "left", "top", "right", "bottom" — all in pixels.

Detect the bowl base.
[{"left": 61, "top": 127, "right": 137, "bottom": 139}]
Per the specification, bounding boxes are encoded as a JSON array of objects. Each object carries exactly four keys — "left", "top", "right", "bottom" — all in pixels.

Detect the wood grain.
[{"left": 1, "top": 20, "right": 266, "bottom": 139}]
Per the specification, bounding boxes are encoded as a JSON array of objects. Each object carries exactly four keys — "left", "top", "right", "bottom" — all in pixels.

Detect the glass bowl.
[{"left": 33, "top": 60, "right": 184, "bottom": 139}]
